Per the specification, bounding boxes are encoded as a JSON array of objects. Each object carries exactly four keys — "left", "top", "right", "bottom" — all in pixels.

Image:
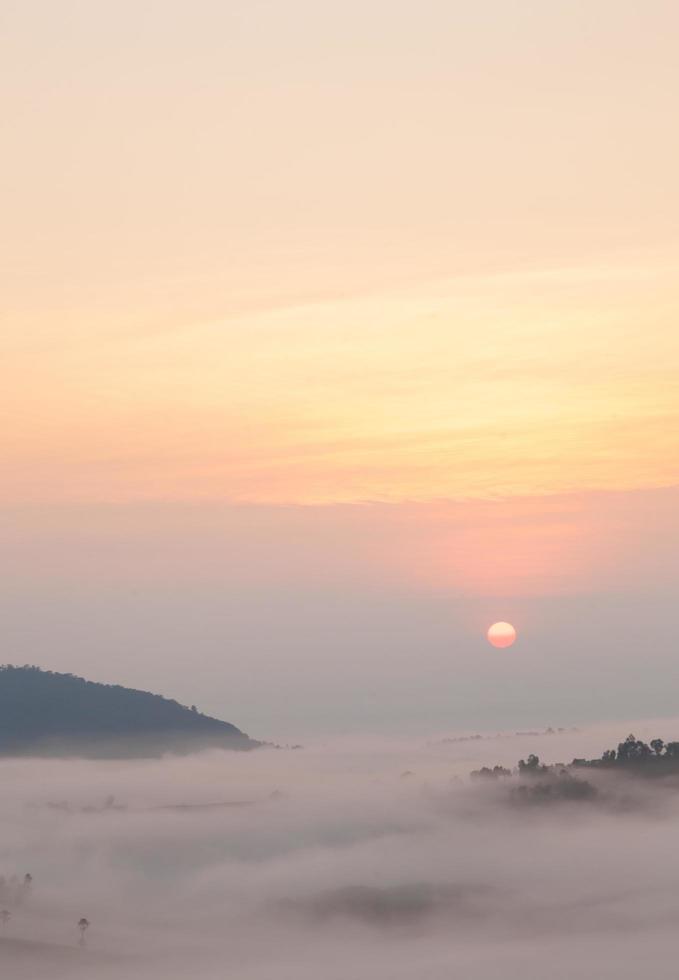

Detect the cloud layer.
[{"left": 2, "top": 726, "right": 679, "bottom": 979}]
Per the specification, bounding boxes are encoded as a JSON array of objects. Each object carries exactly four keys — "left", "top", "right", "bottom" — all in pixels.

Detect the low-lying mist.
[{"left": 2, "top": 722, "right": 679, "bottom": 980}]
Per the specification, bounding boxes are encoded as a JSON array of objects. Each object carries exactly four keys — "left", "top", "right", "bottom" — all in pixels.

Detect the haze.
[
  {"left": 3, "top": 1, "right": 678, "bottom": 737},
  {"left": 4, "top": 727, "right": 679, "bottom": 980},
  {"left": 2, "top": 3, "right": 679, "bottom": 977}
]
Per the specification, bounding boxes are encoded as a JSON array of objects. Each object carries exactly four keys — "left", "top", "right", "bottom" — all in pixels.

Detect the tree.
[
  {"left": 650, "top": 739, "right": 664, "bottom": 757},
  {"left": 518, "top": 754, "right": 546, "bottom": 774},
  {"left": 471, "top": 765, "right": 510, "bottom": 780},
  {"left": 616, "top": 734, "right": 652, "bottom": 763},
  {"left": 0, "top": 910, "right": 10, "bottom": 928},
  {"left": 78, "top": 918, "right": 90, "bottom": 947}
]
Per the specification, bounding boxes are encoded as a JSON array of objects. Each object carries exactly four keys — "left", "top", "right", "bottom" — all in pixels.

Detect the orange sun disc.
[{"left": 487, "top": 622, "right": 517, "bottom": 648}]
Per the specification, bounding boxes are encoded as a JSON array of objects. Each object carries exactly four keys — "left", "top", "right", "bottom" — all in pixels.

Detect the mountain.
[{"left": 0, "top": 665, "right": 259, "bottom": 757}]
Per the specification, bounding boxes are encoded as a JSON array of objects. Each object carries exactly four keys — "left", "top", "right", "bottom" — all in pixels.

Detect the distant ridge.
[{"left": 0, "top": 665, "right": 259, "bottom": 757}]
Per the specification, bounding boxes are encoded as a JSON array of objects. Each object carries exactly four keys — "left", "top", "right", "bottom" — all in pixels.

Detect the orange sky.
[
  {"left": 3, "top": 2, "right": 679, "bottom": 735},
  {"left": 2, "top": 3, "right": 678, "bottom": 541},
  {"left": 3, "top": 262, "right": 678, "bottom": 505}
]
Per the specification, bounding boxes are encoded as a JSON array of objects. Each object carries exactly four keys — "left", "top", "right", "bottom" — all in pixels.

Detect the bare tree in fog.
[
  {"left": 77, "top": 917, "right": 90, "bottom": 947},
  {"left": 0, "top": 909, "right": 9, "bottom": 928},
  {"left": 15, "top": 872, "right": 33, "bottom": 906}
]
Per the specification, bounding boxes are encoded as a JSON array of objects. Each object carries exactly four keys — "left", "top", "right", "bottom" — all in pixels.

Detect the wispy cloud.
[{"left": 3, "top": 263, "right": 678, "bottom": 505}]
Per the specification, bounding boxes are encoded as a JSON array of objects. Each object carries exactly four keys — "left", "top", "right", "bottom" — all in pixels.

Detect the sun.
[{"left": 487, "top": 621, "right": 517, "bottom": 648}]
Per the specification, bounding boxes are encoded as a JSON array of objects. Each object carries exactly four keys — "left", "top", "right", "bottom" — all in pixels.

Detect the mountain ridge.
[{"left": 0, "top": 664, "right": 259, "bottom": 757}]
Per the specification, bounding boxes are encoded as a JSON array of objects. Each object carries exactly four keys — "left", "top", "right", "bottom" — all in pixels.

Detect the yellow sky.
[
  {"left": 2, "top": 1, "right": 678, "bottom": 506},
  {"left": 3, "top": 260, "right": 678, "bottom": 504}
]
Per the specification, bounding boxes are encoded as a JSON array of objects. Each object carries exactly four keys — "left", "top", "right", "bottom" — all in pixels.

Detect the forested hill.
[{"left": 0, "top": 665, "right": 259, "bottom": 757}]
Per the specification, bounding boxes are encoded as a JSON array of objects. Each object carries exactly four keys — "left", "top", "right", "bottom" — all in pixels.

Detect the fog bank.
[{"left": 2, "top": 723, "right": 679, "bottom": 978}]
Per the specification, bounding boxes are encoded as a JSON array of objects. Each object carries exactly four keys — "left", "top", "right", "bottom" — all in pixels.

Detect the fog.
[{"left": 2, "top": 723, "right": 679, "bottom": 979}]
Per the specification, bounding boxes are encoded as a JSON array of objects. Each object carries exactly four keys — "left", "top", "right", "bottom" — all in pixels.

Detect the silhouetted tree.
[
  {"left": 471, "top": 765, "right": 511, "bottom": 780},
  {"left": 518, "top": 754, "right": 547, "bottom": 775},
  {"left": 78, "top": 918, "right": 90, "bottom": 947}
]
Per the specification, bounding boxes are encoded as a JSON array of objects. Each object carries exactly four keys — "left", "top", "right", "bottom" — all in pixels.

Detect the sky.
[{"left": 2, "top": 1, "right": 679, "bottom": 740}]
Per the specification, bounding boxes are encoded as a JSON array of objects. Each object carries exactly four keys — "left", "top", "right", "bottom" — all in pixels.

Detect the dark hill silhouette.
[{"left": 0, "top": 665, "right": 259, "bottom": 757}]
